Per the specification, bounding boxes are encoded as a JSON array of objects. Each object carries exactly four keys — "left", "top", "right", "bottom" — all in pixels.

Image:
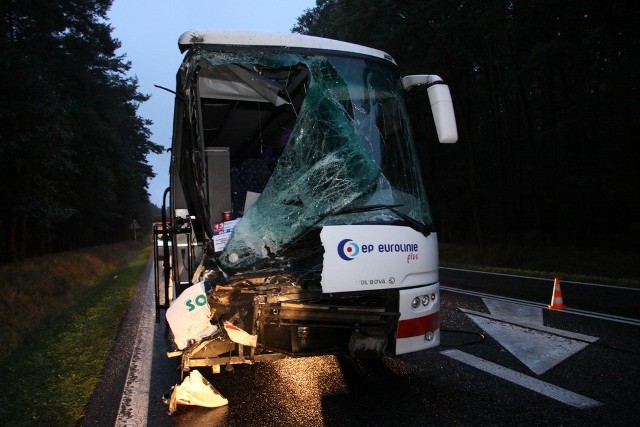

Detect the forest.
[
  {"left": 0, "top": 1, "right": 161, "bottom": 262},
  {"left": 1, "top": 1, "right": 638, "bottom": 263},
  {"left": 294, "top": 0, "right": 639, "bottom": 250}
]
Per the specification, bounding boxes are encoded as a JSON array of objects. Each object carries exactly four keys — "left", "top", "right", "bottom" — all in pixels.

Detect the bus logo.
[{"left": 337, "top": 239, "right": 360, "bottom": 261}]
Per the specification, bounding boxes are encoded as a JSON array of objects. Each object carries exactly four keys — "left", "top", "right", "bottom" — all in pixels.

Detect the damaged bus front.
[{"left": 156, "top": 30, "right": 457, "bottom": 375}]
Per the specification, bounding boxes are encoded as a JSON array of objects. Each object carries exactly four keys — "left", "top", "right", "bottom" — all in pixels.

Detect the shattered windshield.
[{"left": 185, "top": 50, "right": 431, "bottom": 271}]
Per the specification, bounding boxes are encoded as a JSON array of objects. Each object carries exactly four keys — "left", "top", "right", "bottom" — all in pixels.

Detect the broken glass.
[{"left": 183, "top": 50, "right": 432, "bottom": 272}]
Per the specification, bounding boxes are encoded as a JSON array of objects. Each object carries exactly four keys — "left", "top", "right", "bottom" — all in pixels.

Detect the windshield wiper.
[{"left": 332, "top": 204, "right": 434, "bottom": 236}]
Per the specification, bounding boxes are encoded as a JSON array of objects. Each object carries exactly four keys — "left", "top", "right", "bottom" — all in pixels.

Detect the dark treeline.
[
  {"left": 295, "top": 0, "right": 639, "bottom": 250},
  {"left": 0, "top": 1, "right": 162, "bottom": 262}
]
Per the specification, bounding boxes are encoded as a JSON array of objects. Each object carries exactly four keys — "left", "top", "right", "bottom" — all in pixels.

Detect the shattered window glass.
[{"left": 185, "top": 51, "right": 431, "bottom": 272}]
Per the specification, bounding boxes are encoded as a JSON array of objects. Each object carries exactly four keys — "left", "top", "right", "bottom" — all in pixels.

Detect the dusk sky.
[{"left": 108, "top": 1, "right": 317, "bottom": 206}]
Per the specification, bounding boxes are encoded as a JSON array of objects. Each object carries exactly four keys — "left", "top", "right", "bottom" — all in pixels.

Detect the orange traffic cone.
[{"left": 548, "top": 278, "right": 566, "bottom": 310}]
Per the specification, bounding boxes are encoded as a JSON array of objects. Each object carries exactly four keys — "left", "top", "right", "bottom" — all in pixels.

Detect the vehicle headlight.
[{"left": 411, "top": 297, "right": 421, "bottom": 309}]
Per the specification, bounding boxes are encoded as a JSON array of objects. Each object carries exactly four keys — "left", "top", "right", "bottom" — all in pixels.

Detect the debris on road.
[
  {"left": 168, "top": 370, "right": 228, "bottom": 414},
  {"left": 166, "top": 281, "right": 218, "bottom": 350}
]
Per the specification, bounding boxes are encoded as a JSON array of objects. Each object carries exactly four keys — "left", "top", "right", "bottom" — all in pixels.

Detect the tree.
[
  {"left": 0, "top": 0, "right": 161, "bottom": 262},
  {"left": 294, "top": 0, "right": 640, "bottom": 249}
]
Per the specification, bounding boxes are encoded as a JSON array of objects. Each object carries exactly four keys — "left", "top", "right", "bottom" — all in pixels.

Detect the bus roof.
[{"left": 178, "top": 29, "right": 396, "bottom": 64}]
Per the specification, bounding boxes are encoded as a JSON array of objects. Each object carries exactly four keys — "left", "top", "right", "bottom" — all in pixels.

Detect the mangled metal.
[
  {"left": 158, "top": 31, "right": 455, "bottom": 409},
  {"left": 166, "top": 49, "right": 434, "bottom": 357}
]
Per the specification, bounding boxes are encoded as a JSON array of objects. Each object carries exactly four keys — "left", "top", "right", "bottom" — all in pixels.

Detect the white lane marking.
[
  {"left": 441, "top": 349, "right": 603, "bottom": 409},
  {"left": 461, "top": 298, "right": 598, "bottom": 375},
  {"left": 463, "top": 312, "right": 593, "bottom": 375},
  {"left": 441, "top": 286, "right": 640, "bottom": 326},
  {"left": 460, "top": 307, "right": 599, "bottom": 343},
  {"left": 115, "top": 261, "right": 156, "bottom": 427},
  {"left": 482, "top": 298, "right": 599, "bottom": 342},
  {"left": 482, "top": 298, "right": 543, "bottom": 326}
]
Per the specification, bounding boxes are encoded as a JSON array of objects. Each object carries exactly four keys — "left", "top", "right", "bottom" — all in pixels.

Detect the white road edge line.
[
  {"left": 458, "top": 307, "right": 599, "bottom": 343},
  {"left": 115, "top": 261, "right": 156, "bottom": 427},
  {"left": 441, "top": 285, "right": 640, "bottom": 326},
  {"left": 441, "top": 349, "right": 603, "bottom": 409}
]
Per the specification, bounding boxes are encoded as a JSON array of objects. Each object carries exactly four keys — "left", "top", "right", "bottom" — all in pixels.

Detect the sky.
[{"left": 107, "top": 0, "right": 317, "bottom": 207}]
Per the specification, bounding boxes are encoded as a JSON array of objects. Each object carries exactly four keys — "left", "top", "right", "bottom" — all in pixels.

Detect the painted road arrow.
[{"left": 460, "top": 299, "right": 598, "bottom": 375}]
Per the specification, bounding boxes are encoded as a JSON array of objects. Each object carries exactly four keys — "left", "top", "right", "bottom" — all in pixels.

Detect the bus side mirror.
[{"left": 402, "top": 75, "right": 458, "bottom": 144}]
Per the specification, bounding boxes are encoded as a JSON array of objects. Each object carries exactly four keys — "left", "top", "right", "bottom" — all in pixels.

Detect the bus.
[{"left": 155, "top": 29, "right": 457, "bottom": 377}]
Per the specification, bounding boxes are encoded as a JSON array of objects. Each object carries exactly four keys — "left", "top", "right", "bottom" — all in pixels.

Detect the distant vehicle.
[
  {"left": 154, "top": 29, "right": 457, "bottom": 375},
  {"left": 152, "top": 222, "right": 172, "bottom": 246}
]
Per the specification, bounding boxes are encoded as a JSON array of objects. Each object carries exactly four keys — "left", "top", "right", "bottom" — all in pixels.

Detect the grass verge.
[
  {"left": 0, "top": 242, "right": 144, "bottom": 358},
  {"left": 0, "top": 245, "right": 150, "bottom": 426},
  {"left": 439, "top": 243, "right": 640, "bottom": 287}
]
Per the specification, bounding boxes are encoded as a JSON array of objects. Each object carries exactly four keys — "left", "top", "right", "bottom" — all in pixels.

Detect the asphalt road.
[
  {"left": 439, "top": 267, "right": 639, "bottom": 318},
  {"left": 83, "top": 259, "right": 640, "bottom": 426}
]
